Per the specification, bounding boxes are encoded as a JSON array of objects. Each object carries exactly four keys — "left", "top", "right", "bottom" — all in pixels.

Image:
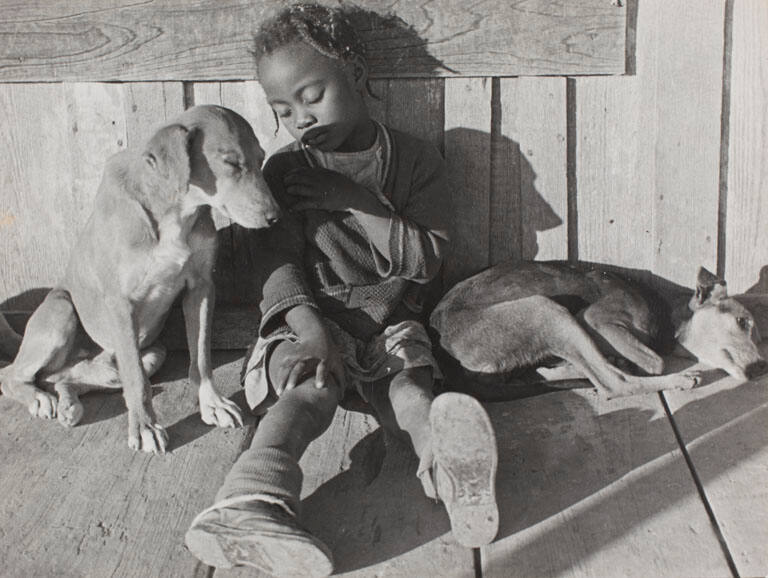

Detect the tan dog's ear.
[
  {"left": 691, "top": 266, "right": 728, "bottom": 309},
  {"left": 142, "top": 124, "right": 192, "bottom": 200}
]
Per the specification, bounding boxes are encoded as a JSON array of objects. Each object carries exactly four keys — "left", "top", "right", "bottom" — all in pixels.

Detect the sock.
[{"left": 215, "top": 447, "right": 303, "bottom": 514}]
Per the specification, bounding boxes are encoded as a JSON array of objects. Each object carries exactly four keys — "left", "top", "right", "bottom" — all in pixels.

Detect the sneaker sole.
[
  {"left": 430, "top": 392, "right": 499, "bottom": 547},
  {"left": 185, "top": 508, "right": 333, "bottom": 577}
]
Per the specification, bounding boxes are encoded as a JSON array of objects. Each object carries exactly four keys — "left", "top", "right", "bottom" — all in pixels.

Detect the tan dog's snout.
[{"left": 219, "top": 172, "right": 281, "bottom": 229}]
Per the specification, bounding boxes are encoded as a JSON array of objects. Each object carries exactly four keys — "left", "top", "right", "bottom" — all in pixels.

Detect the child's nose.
[{"left": 296, "top": 113, "right": 316, "bottom": 130}]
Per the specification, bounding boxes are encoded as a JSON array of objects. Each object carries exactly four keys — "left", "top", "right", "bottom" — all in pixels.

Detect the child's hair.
[{"left": 254, "top": 3, "right": 376, "bottom": 98}]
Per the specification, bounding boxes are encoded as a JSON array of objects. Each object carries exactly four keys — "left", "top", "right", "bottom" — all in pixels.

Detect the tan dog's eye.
[{"left": 736, "top": 316, "right": 751, "bottom": 331}]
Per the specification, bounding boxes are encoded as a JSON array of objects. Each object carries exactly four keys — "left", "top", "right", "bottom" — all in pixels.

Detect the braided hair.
[{"left": 254, "top": 3, "right": 375, "bottom": 98}]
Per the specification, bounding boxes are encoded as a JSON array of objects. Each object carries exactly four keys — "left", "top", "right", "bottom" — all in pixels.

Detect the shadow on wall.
[{"left": 440, "top": 126, "right": 563, "bottom": 288}]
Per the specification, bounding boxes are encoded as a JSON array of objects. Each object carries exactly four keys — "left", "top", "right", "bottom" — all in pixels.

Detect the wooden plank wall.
[{"left": 1, "top": 0, "right": 767, "bottom": 323}]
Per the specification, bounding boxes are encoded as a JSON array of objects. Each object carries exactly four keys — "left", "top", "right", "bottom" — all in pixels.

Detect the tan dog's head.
[
  {"left": 142, "top": 105, "right": 280, "bottom": 228},
  {"left": 678, "top": 267, "right": 767, "bottom": 380}
]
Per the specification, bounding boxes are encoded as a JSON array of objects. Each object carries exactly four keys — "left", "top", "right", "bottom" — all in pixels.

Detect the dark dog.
[
  {"left": 430, "top": 261, "right": 767, "bottom": 399},
  {"left": 0, "top": 105, "right": 280, "bottom": 452}
]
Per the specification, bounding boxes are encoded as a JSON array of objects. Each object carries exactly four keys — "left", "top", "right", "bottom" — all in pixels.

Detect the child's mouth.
[{"left": 302, "top": 128, "right": 328, "bottom": 147}]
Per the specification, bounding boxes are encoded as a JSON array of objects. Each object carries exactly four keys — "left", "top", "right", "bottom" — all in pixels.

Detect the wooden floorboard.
[
  {"left": 663, "top": 344, "right": 768, "bottom": 578},
  {"left": 0, "top": 350, "right": 252, "bottom": 577},
  {"left": 480, "top": 382, "right": 733, "bottom": 578},
  {"left": 2, "top": 350, "right": 765, "bottom": 577}
]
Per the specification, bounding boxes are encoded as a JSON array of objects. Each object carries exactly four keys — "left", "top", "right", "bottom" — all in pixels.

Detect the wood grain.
[
  {"left": 495, "top": 77, "right": 567, "bottom": 264},
  {"left": 651, "top": 1, "right": 725, "bottom": 285},
  {"left": 482, "top": 388, "right": 734, "bottom": 577},
  {"left": 0, "top": 0, "right": 625, "bottom": 82},
  {"left": 0, "top": 351, "right": 253, "bottom": 577},
  {"left": 662, "top": 345, "right": 768, "bottom": 578},
  {"left": 0, "top": 82, "right": 126, "bottom": 310},
  {"left": 724, "top": 0, "right": 768, "bottom": 293}
]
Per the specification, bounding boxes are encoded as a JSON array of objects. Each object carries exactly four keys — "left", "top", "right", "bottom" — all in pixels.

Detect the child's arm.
[{"left": 285, "top": 146, "right": 449, "bottom": 283}]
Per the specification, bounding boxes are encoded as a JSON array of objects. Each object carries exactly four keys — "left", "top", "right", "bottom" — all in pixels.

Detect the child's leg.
[
  {"left": 185, "top": 340, "right": 338, "bottom": 576},
  {"left": 365, "top": 368, "right": 499, "bottom": 547}
]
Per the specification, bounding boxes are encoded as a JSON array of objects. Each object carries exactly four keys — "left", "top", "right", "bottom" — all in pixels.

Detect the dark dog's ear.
[
  {"left": 691, "top": 266, "right": 728, "bottom": 309},
  {"left": 142, "top": 124, "right": 192, "bottom": 199}
]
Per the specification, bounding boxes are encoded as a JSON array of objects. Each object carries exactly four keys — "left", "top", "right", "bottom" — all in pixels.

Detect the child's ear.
[{"left": 348, "top": 55, "right": 369, "bottom": 92}]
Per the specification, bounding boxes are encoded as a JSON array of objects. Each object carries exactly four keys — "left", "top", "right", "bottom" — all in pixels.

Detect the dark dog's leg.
[
  {"left": 451, "top": 296, "right": 697, "bottom": 398},
  {"left": 520, "top": 297, "right": 696, "bottom": 397},
  {"left": 1, "top": 289, "right": 78, "bottom": 419},
  {"left": 580, "top": 303, "right": 664, "bottom": 375}
]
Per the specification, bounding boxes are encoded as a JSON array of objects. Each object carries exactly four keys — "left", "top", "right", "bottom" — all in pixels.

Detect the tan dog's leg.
[
  {"left": 1, "top": 289, "right": 78, "bottom": 419},
  {"left": 107, "top": 299, "right": 168, "bottom": 452},
  {"left": 183, "top": 278, "right": 242, "bottom": 428},
  {"left": 48, "top": 344, "right": 167, "bottom": 427}
]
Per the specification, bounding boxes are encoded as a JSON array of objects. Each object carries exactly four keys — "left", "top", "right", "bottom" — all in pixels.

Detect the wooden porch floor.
[{"left": 1, "top": 349, "right": 766, "bottom": 578}]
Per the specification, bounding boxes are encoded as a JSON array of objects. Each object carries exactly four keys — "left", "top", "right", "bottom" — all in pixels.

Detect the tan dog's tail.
[{"left": 0, "top": 312, "right": 22, "bottom": 362}]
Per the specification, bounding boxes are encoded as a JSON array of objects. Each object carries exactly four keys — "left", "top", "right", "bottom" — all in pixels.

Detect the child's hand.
[
  {"left": 276, "top": 332, "right": 345, "bottom": 394},
  {"left": 279, "top": 305, "right": 345, "bottom": 394},
  {"left": 284, "top": 167, "right": 371, "bottom": 213}
]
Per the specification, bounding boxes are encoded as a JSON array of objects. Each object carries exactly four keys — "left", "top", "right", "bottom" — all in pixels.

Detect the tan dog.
[
  {"left": 0, "top": 105, "right": 280, "bottom": 452},
  {"left": 431, "top": 261, "right": 767, "bottom": 398}
]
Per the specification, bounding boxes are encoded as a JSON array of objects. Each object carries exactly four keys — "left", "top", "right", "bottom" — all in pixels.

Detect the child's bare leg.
[
  {"left": 185, "top": 341, "right": 337, "bottom": 576},
  {"left": 367, "top": 368, "right": 499, "bottom": 547},
  {"left": 365, "top": 366, "right": 434, "bottom": 458}
]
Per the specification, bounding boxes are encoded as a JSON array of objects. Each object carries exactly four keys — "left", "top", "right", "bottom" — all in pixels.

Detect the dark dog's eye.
[
  {"left": 223, "top": 158, "right": 242, "bottom": 172},
  {"left": 736, "top": 316, "right": 751, "bottom": 331}
]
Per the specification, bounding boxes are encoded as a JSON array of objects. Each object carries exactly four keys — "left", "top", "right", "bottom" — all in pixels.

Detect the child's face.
[{"left": 258, "top": 41, "right": 374, "bottom": 153}]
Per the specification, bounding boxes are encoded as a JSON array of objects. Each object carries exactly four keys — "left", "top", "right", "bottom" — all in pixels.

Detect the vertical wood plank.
[
  {"left": 575, "top": 75, "right": 656, "bottom": 272},
  {"left": 724, "top": 0, "right": 768, "bottom": 293},
  {"left": 443, "top": 77, "right": 492, "bottom": 287},
  {"left": 0, "top": 83, "right": 126, "bottom": 310},
  {"left": 496, "top": 77, "right": 567, "bottom": 264},
  {"left": 652, "top": 1, "right": 725, "bottom": 285},
  {"left": 123, "top": 82, "right": 185, "bottom": 149},
  {"left": 381, "top": 79, "right": 445, "bottom": 153}
]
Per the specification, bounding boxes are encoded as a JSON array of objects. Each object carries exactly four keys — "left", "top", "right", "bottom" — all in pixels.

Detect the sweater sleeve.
[
  {"left": 252, "top": 152, "right": 317, "bottom": 337},
  {"left": 372, "top": 142, "right": 451, "bottom": 284}
]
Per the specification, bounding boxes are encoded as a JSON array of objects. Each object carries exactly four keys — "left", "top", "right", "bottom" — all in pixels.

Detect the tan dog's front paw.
[
  {"left": 199, "top": 384, "right": 243, "bottom": 428},
  {"left": 57, "top": 398, "right": 84, "bottom": 427},
  {"left": 30, "top": 391, "right": 58, "bottom": 419},
  {"left": 128, "top": 413, "right": 168, "bottom": 453}
]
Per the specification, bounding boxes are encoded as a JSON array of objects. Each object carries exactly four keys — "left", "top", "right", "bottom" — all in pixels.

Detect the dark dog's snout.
[{"left": 744, "top": 359, "right": 768, "bottom": 380}]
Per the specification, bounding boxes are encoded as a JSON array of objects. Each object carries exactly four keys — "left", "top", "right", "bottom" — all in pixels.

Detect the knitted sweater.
[{"left": 251, "top": 124, "right": 451, "bottom": 341}]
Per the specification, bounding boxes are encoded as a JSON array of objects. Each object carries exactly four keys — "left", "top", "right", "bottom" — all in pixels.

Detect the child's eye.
[
  {"left": 273, "top": 105, "right": 291, "bottom": 119},
  {"left": 303, "top": 88, "right": 324, "bottom": 104}
]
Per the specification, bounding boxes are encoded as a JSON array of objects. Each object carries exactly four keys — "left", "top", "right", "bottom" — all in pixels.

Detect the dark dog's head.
[
  {"left": 141, "top": 105, "right": 280, "bottom": 229},
  {"left": 678, "top": 267, "right": 767, "bottom": 381}
]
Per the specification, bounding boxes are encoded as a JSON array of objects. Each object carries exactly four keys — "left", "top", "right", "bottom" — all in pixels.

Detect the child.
[{"left": 185, "top": 4, "right": 499, "bottom": 575}]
